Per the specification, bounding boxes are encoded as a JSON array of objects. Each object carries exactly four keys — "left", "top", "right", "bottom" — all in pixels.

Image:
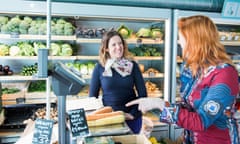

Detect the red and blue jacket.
[{"left": 160, "top": 63, "right": 239, "bottom": 144}]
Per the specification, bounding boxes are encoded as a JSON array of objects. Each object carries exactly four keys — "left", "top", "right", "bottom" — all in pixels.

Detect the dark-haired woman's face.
[{"left": 107, "top": 35, "right": 124, "bottom": 59}]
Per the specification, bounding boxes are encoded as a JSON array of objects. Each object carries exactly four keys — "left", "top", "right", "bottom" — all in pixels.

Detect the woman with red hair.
[{"left": 127, "top": 15, "right": 239, "bottom": 144}]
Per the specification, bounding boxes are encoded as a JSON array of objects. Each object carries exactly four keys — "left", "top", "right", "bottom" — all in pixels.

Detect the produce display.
[
  {"left": 65, "top": 61, "right": 96, "bottom": 75},
  {"left": 117, "top": 24, "right": 132, "bottom": 38},
  {"left": 0, "top": 44, "right": 9, "bottom": 56},
  {"left": 0, "top": 65, "right": 13, "bottom": 75},
  {"left": 136, "top": 28, "right": 152, "bottom": 38},
  {"left": 143, "top": 68, "right": 161, "bottom": 76},
  {"left": 0, "top": 15, "right": 75, "bottom": 35},
  {"left": 31, "top": 106, "right": 58, "bottom": 122},
  {"left": 0, "top": 41, "right": 73, "bottom": 56},
  {"left": 1, "top": 87, "right": 20, "bottom": 94},
  {"left": 20, "top": 63, "right": 38, "bottom": 76},
  {"left": 86, "top": 106, "right": 125, "bottom": 127},
  {"left": 149, "top": 136, "right": 184, "bottom": 144},
  {"left": 218, "top": 26, "right": 240, "bottom": 41},
  {"left": 84, "top": 136, "right": 115, "bottom": 144},
  {"left": 76, "top": 27, "right": 107, "bottom": 38},
  {"left": 28, "top": 80, "right": 46, "bottom": 92},
  {"left": 145, "top": 81, "right": 159, "bottom": 93},
  {"left": 117, "top": 24, "right": 163, "bottom": 39},
  {"left": 129, "top": 45, "right": 161, "bottom": 56}
]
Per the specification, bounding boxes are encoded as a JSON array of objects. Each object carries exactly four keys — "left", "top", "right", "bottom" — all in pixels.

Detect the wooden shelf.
[
  {"left": 0, "top": 34, "right": 76, "bottom": 41},
  {"left": 135, "top": 56, "right": 163, "bottom": 60},
  {"left": 0, "top": 56, "right": 163, "bottom": 61},
  {"left": 221, "top": 41, "right": 240, "bottom": 46},
  {"left": 76, "top": 37, "right": 164, "bottom": 44},
  {"left": 0, "top": 75, "right": 47, "bottom": 81},
  {"left": 142, "top": 73, "right": 164, "bottom": 78}
]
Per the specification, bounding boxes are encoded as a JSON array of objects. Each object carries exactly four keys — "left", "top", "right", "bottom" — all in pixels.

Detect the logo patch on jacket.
[{"left": 204, "top": 100, "right": 220, "bottom": 115}]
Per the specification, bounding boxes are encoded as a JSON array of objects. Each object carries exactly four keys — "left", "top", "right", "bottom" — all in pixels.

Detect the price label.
[
  {"left": 32, "top": 119, "right": 54, "bottom": 144},
  {"left": 222, "top": 0, "right": 240, "bottom": 19},
  {"left": 67, "top": 108, "right": 89, "bottom": 137}
]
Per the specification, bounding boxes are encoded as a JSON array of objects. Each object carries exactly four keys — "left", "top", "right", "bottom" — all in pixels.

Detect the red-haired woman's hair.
[{"left": 178, "top": 15, "right": 233, "bottom": 76}]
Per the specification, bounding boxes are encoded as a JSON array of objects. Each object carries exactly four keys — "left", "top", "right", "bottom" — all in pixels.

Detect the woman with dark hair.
[
  {"left": 89, "top": 30, "right": 147, "bottom": 133},
  {"left": 126, "top": 15, "right": 239, "bottom": 143}
]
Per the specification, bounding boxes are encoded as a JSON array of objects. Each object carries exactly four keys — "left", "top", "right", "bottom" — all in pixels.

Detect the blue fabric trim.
[{"left": 197, "top": 84, "right": 234, "bottom": 129}]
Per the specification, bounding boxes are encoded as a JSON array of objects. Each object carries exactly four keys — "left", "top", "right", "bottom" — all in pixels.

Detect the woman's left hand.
[{"left": 124, "top": 112, "right": 134, "bottom": 120}]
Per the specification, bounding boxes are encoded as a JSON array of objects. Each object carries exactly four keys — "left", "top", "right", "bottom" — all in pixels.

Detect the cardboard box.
[{"left": 112, "top": 134, "right": 151, "bottom": 144}]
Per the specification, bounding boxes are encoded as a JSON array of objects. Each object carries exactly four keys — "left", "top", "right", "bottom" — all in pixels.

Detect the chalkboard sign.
[
  {"left": 32, "top": 119, "right": 54, "bottom": 144},
  {"left": 67, "top": 108, "right": 89, "bottom": 137}
]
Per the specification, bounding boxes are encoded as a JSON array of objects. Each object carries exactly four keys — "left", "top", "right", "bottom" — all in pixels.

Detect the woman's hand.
[
  {"left": 124, "top": 112, "right": 134, "bottom": 120},
  {"left": 126, "top": 98, "right": 165, "bottom": 113}
]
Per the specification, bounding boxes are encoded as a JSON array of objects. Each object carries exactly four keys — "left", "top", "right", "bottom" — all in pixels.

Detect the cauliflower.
[{"left": 9, "top": 45, "right": 20, "bottom": 56}]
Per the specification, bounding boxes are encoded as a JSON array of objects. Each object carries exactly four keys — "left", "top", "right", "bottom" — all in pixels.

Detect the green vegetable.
[
  {"left": 7, "top": 15, "right": 21, "bottom": 33},
  {"left": 23, "top": 16, "right": 32, "bottom": 24},
  {"left": 17, "top": 41, "right": 35, "bottom": 56},
  {"left": 64, "top": 22, "right": 75, "bottom": 35},
  {"left": 20, "top": 63, "right": 38, "bottom": 76},
  {"left": 2, "top": 88, "right": 20, "bottom": 94},
  {"left": 28, "top": 26, "right": 38, "bottom": 35},
  {"left": 19, "top": 20, "right": 30, "bottom": 34},
  {"left": 136, "top": 28, "right": 151, "bottom": 38},
  {"left": 87, "top": 62, "right": 95, "bottom": 75},
  {"left": 38, "top": 23, "right": 47, "bottom": 35},
  {"left": 117, "top": 24, "right": 132, "bottom": 38},
  {"left": 28, "top": 80, "right": 46, "bottom": 92},
  {"left": 60, "top": 43, "right": 73, "bottom": 56},
  {"left": 0, "top": 16, "right": 8, "bottom": 26},
  {"left": 50, "top": 42, "right": 61, "bottom": 56},
  {"left": 79, "top": 64, "right": 88, "bottom": 75},
  {"left": 151, "top": 28, "right": 162, "bottom": 39},
  {"left": 1, "top": 24, "right": 10, "bottom": 34},
  {"left": 56, "top": 18, "right": 67, "bottom": 24},
  {"left": 55, "top": 23, "right": 64, "bottom": 35},
  {"left": 30, "top": 20, "right": 37, "bottom": 27},
  {"left": 0, "top": 44, "right": 9, "bottom": 56},
  {"left": 33, "top": 42, "right": 46, "bottom": 55}
]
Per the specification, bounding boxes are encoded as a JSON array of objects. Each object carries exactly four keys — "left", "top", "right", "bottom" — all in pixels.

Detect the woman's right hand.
[{"left": 126, "top": 98, "right": 165, "bottom": 113}]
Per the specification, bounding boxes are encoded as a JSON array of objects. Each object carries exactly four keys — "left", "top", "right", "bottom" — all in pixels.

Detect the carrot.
[
  {"left": 86, "top": 111, "right": 123, "bottom": 121},
  {"left": 91, "top": 106, "right": 113, "bottom": 114}
]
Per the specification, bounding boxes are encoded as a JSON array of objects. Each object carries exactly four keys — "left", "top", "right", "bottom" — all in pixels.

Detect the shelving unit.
[
  {"left": 0, "top": 1, "right": 172, "bottom": 97},
  {"left": 0, "top": 1, "right": 173, "bottom": 143}
]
